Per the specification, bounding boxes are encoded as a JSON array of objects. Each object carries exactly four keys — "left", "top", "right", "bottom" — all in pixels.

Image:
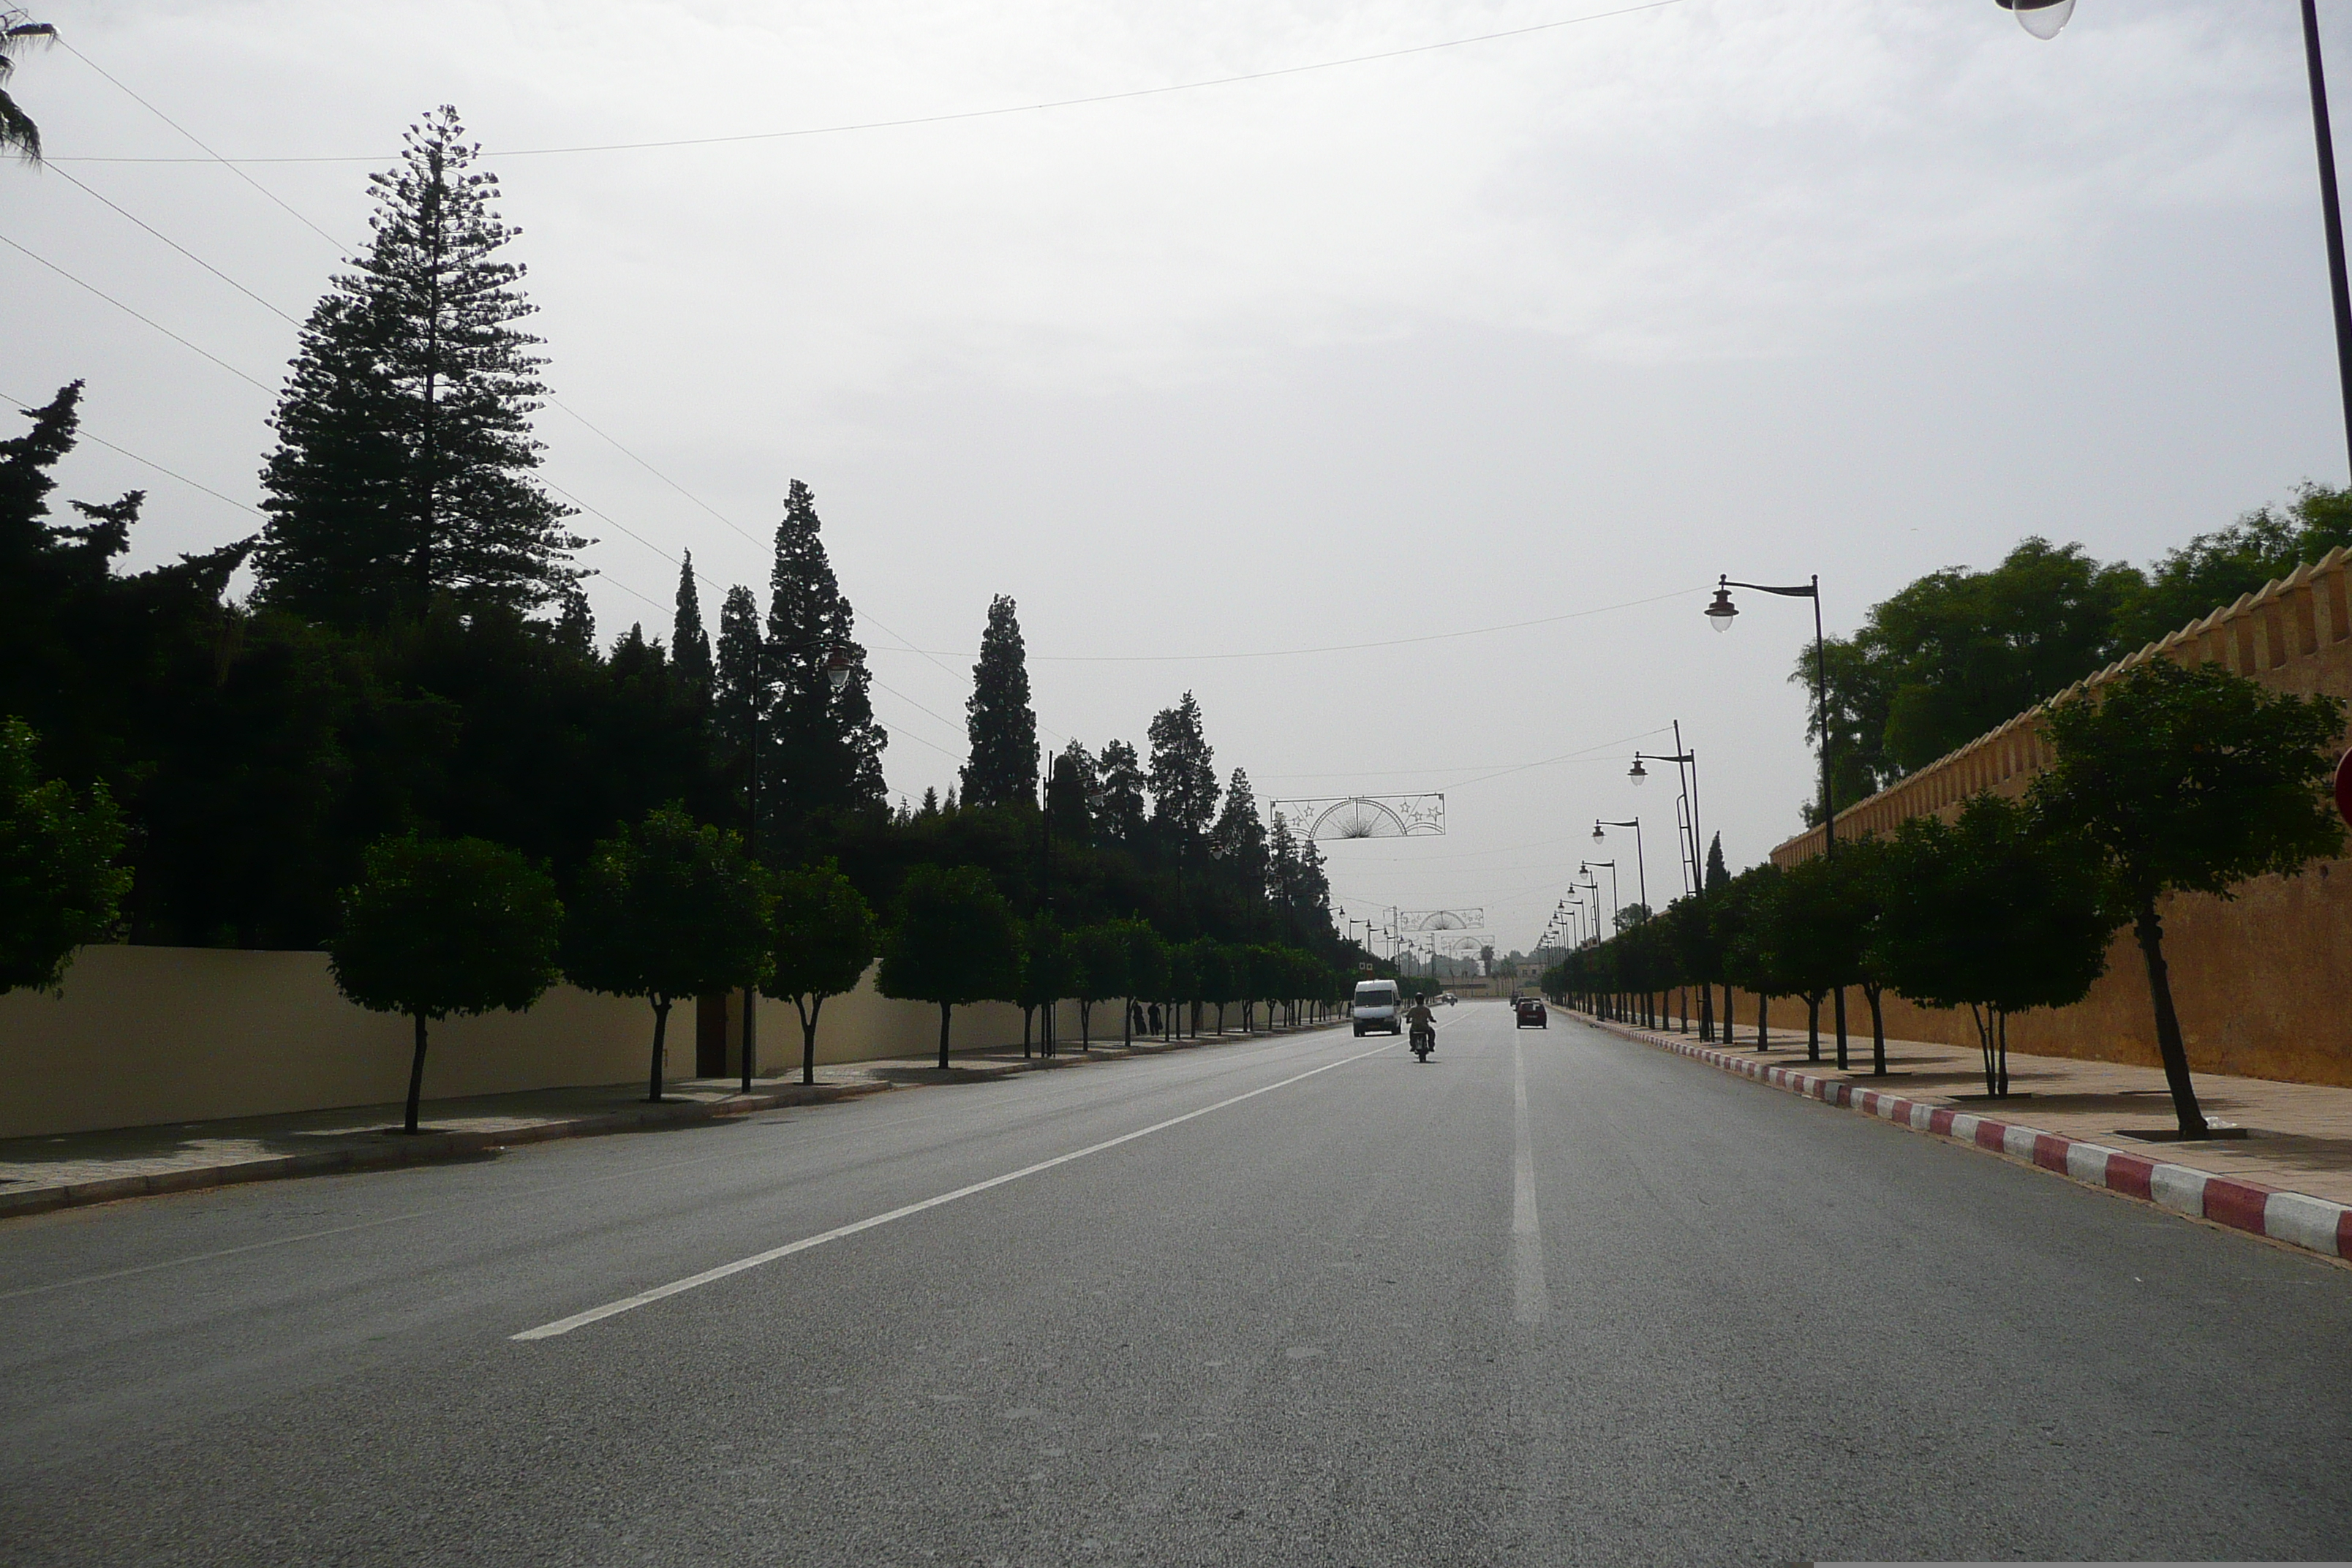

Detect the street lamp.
[
  {"left": 1593, "top": 818, "right": 1648, "bottom": 911},
  {"left": 1708, "top": 573, "right": 1855, "bottom": 1066},
  {"left": 1581, "top": 859, "right": 1619, "bottom": 932},
  {"left": 1631, "top": 727, "right": 1704, "bottom": 899},
  {"left": 1994, "top": 0, "right": 2352, "bottom": 472}
]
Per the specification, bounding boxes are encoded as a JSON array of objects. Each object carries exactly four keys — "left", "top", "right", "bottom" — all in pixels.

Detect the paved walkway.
[
  {"left": 0, "top": 1021, "right": 1339, "bottom": 1218},
  {"left": 1610, "top": 1015, "right": 2352, "bottom": 1207}
]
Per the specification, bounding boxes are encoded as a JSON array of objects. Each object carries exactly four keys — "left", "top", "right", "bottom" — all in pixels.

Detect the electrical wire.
[
  {"left": 53, "top": 3, "right": 1684, "bottom": 166},
  {"left": 0, "top": 232, "right": 276, "bottom": 393},
  {"left": 0, "top": 386, "right": 265, "bottom": 519}
]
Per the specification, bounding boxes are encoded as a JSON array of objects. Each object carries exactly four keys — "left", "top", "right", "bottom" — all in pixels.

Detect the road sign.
[{"left": 2337, "top": 747, "right": 2352, "bottom": 828}]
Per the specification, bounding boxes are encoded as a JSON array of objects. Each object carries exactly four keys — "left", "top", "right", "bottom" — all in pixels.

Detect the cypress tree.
[
  {"left": 713, "top": 584, "right": 763, "bottom": 825},
  {"left": 1147, "top": 693, "right": 1220, "bottom": 851},
  {"left": 671, "top": 552, "right": 712, "bottom": 694},
  {"left": 1210, "top": 766, "right": 1267, "bottom": 885},
  {"left": 764, "top": 480, "right": 886, "bottom": 828},
  {"left": 1095, "top": 739, "right": 1147, "bottom": 847},
  {"left": 961, "top": 594, "right": 1037, "bottom": 810},
  {"left": 254, "top": 105, "right": 584, "bottom": 626}
]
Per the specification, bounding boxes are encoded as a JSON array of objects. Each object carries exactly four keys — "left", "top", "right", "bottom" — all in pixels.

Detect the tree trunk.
[
  {"left": 1022, "top": 1004, "right": 1033, "bottom": 1058},
  {"left": 1997, "top": 1008, "right": 2010, "bottom": 1098},
  {"left": 1722, "top": 983, "right": 1733, "bottom": 1047},
  {"left": 1079, "top": 999, "right": 1092, "bottom": 1049},
  {"left": 801, "top": 995, "right": 823, "bottom": 1086},
  {"left": 1755, "top": 994, "right": 1768, "bottom": 1050},
  {"left": 649, "top": 995, "right": 671, "bottom": 1103},
  {"left": 1970, "top": 1003, "right": 1998, "bottom": 1096},
  {"left": 2134, "top": 898, "right": 2209, "bottom": 1136},
  {"left": 1124, "top": 998, "right": 1133, "bottom": 1047},
  {"left": 938, "top": 1001, "right": 953, "bottom": 1071},
  {"left": 1863, "top": 983, "right": 1885, "bottom": 1076},
  {"left": 404, "top": 1011, "right": 430, "bottom": 1134},
  {"left": 1806, "top": 995, "right": 1821, "bottom": 1063}
]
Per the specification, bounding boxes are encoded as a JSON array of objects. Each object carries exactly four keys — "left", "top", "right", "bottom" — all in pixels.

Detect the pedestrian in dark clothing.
[{"left": 1148, "top": 1003, "right": 1162, "bottom": 1034}]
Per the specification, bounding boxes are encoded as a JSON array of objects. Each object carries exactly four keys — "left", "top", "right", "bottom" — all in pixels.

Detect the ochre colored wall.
[
  {"left": 1758, "top": 547, "right": 2352, "bottom": 1088},
  {"left": 0, "top": 951, "right": 1264, "bottom": 1139}
]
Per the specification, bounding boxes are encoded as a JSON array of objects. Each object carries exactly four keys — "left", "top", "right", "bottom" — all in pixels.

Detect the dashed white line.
[{"left": 1512, "top": 1033, "right": 1550, "bottom": 1324}]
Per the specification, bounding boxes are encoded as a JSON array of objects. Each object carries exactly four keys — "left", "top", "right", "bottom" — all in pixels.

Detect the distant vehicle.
[
  {"left": 1352, "top": 980, "right": 1403, "bottom": 1037},
  {"left": 1437, "top": 992, "right": 1458, "bottom": 1006},
  {"left": 1515, "top": 998, "right": 1548, "bottom": 1030}
]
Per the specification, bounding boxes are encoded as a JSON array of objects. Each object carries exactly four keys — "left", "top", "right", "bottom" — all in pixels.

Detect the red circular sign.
[{"left": 2338, "top": 748, "right": 2352, "bottom": 829}]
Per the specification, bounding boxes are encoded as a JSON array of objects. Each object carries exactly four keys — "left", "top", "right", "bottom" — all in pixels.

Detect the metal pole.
[
  {"left": 2305, "top": 0, "right": 2352, "bottom": 475},
  {"left": 1811, "top": 577, "right": 1855, "bottom": 1069},
  {"left": 740, "top": 679, "right": 760, "bottom": 1093},
  {"left": 1630, "top": 820, "right": 1647, "bottom": 911}
]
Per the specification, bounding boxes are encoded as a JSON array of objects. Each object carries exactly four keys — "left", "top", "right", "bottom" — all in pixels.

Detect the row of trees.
[
  {"left": 325, "top": 815, "right": 1344, "bottom": 1132},
  {"left": 1806, "top": 491, "right": 2352, "bottom": 810},
  {"left": 1547, "top": 658, "right": 2345, "bottom": 1136},
  {"left": 2, "top": 105, "right": 1349, "bottom": 977}
]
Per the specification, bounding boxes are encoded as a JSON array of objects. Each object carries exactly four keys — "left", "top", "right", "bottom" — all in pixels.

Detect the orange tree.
[{"left": 2032, "top": 659, "right": 2344, "bottom": 1134}]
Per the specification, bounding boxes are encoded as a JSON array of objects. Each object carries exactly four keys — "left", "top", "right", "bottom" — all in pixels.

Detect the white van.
[{"left": 1352, "top": 980, "right": 1403, "bottom": 1037}]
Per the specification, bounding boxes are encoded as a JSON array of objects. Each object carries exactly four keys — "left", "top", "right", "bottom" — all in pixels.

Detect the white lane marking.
[
  {"left": 513, "top": 1040, "right": 1398, "bottom": 1341},
  {"left": 1512, "top": 1034, "right": 1549, "bottom": 1325}
]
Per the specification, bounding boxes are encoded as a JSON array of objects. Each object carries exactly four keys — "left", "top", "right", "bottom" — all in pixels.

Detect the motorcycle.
[{"left": 1410, "top": 1021, "right": 1435, "bottom": 1062}]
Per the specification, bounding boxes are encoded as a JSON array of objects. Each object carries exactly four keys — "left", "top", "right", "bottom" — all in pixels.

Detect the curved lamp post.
[
  {"left": 1593, "top": 818, "right": 1648, "bottom": 911},
  {"left": 1995, "top": 0, "right": 2352, "bottom": 471}
]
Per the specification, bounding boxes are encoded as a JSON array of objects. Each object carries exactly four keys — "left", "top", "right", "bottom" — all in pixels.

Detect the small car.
[{"left": 1515, "top": 998, "right": 1548, "bottom": 1029}]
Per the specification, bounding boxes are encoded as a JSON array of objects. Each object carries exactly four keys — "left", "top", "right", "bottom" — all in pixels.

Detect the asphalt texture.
[{"left": 4, "top": 1002, "right": 2351, "bottom": 1566}]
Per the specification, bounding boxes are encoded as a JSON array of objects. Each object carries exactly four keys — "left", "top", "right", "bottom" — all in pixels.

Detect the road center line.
[
  {"left": 1512, "top": 1033, "right": 1549, "bottom": 1325},
  {"left": 512, "top": 1039, "right": 1398, "bottom": 1341}
]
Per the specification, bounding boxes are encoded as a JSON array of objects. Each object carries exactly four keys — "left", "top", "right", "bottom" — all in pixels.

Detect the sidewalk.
[
  {"left": 1587, "top": 1013, "right": 2352, "bottom": 1261},
  {"left": 0, "top": 1019, "right": 1340, "bottom": 1221}
]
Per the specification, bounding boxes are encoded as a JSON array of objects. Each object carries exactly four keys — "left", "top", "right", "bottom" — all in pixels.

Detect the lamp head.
[
  {"left": 1995, "top": 0, "right": 2073, "bottom": 39},
  {"left": 823, "top": 645, "right": 855, "bottom": 695},
  {"left": 1704, "top": 578, "right": 1738, "bottom": 633},
  {"left": 1628, "top": 756, "right": 1648, "bottom": 787}
]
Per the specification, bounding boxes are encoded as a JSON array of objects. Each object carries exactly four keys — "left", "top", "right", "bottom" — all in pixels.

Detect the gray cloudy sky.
[{"left": 8, "top": 0, "right": 2344, "bottom": 954}]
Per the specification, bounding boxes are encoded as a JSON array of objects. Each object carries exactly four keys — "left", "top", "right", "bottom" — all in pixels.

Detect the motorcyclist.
[{"left": 1405, "top": 992, "right": 1436, "bottom": 1048}]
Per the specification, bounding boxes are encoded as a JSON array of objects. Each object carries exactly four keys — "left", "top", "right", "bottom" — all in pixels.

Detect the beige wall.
[
  {"left": 0, "top": 949, "right": 1209, "bottom": 1140},
  {"left": 1760, "top": 546, "right": 2352, "bottom": 1088}
]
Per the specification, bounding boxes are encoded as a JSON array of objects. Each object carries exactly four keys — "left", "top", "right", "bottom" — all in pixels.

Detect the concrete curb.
[
  {"left": 0, "top": 1079, "right": 890, "bottom": 1223},
  {"left": 1591, "top": 1017, "right": 2352, "bottom": 1265}
]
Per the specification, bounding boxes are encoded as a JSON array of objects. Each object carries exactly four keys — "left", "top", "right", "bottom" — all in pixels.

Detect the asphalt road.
[{"left": 4, "top": 1002, "right": 2350, "bottom": 1566}]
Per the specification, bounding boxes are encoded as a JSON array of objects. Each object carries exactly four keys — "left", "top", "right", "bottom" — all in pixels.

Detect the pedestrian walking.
[{"left": 1148, "top": 1003, "right": 1161, "bottom": 1034}]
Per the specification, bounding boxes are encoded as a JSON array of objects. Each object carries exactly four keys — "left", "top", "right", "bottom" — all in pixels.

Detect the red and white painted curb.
[{"left": 1596, "top": 1019, "right": 2352, "bottom": 1265}]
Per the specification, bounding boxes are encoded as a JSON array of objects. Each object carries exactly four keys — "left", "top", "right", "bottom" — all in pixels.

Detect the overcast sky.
[{"left": 8, "top": 0, "right": 2345, "bottom": 954}]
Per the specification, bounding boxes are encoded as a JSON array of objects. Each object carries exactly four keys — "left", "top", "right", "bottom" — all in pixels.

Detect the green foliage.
[
  {"left": 961, "top": 594, "right": 1036, "bottom": 810},
  {"left": 2, "top": 19, "right": 59, "bottom": 162},
  {"left": 1066, "top": 923, "right": 1131, "bottom": 1006},
  {"left": 2117, "top": 486, "right": 2352, "bottom": 651},
  {"left": 1120, "top": 919, "right": 1169, "bottom": 1004},
  {"left": 1017, "top": 913, "right": 1066, "bottom": 1013},
  {"left": 254, "top": 107, "right": 584, "bottom": 626},
  {"left": 671, "top": 553, "right": 712, "bottom": 695},
  {"left": 328, "top": 833, "right": 562, "bottom": 1131},
  {"left": 1870, "top": 794, "right": 2119, "bottom": 1096},
  {"left": 1808, "top": 538, "right": 2144, "bottom": 794},
  {"left": 764, "top": 860, "right": 878, "bottom": 1083},
  {"left": 568, "top": 804, "right": 772, "bottom": 1003},
  {"left": 2032, "top": 657, "right": 2347, "bottom": 906},
  {"left": 1771, "top": 840, "right": 1890, "bottom": 1000},
  {"left": 1210, "top": 767, "right": 1268, "bottom": 883},
  {"left": 1093, "top": 739, "right": 1149, "bottom": 846},
  {"left": 0, "top": 717, "right": 129, "bottom": 994},
  {"left": 565, "top": 805, "right": 772, "bottom": 1098},
  {"left": 876, "top": 864, "right": 1023, "bottom": 1067},
  {"left": 1147, "top": 693, "right": 1220, "bottom": 847},
  {"left": 764, "top": 479, "right": 886, "bottom": 832}
]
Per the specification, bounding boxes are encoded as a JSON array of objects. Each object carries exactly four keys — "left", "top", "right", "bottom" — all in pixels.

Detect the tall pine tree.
[
  {"left": 713, "top": 584, "right": 764, "bottom": 828},
  {"left": 254, "top": 105, "right": 583, "bottom": 626},
  {"left": 1210, "top": 766, "right": 1267, "bottom": 885},
  {"left": 1095, "top": 739, "right": 1147, "bottom": 847},
  {"left": 671, "top": 552, "right": 712, "bottom": 694},
  {"left": 1147, "top": 693, "right": 1219, "bottom": 852},
  {"left": 961, "top": 594, "right": 1036, "bottom": 810},
  {"left": 764, "top": 479, "right": 886, "bottom": 832}
]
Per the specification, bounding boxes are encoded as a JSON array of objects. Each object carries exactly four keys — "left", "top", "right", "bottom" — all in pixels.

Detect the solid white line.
[
  {"left": 1511, "top": 1035, "right": 1549, "bottom": 1325},
  {"left": 512, "top": 1039, "right": 1398, "bottom": 1341}
]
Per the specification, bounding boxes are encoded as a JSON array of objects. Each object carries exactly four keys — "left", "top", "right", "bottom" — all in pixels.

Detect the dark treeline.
[
  {"left": 1808, "top": 489, "right": 2352, "bottom": 812},
  {"left": 0, "top": 106, "right": 1348, "bottom": 974}
]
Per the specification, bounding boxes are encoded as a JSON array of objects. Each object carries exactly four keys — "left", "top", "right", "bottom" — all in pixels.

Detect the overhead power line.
[
  {"left": 0, "top": 233, "right": 276, "bottom": 393},
  {"left": 53, "top": 1, "right": 1684, "bottom": 165}
]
